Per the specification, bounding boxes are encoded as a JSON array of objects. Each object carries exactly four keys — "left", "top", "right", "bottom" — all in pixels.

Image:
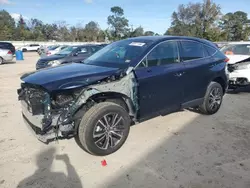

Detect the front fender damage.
[{"left": 19, "top": 68, "right": 139, "bottom": 144}]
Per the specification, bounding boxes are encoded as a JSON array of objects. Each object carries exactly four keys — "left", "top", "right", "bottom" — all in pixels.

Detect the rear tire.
[
  {"left": 77, "top": 102, "right": 130, "bottom": 156},
  {"left": 22, "top": 48, "right": 27, "bottom": 52},
  {"left": 199, "top": 82, "right": 223, "bottom": 115}
]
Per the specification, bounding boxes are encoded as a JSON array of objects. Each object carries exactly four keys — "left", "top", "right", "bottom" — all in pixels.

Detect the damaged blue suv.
[{"left": 18, "top": 36, "right": 228, "bottom": 156}]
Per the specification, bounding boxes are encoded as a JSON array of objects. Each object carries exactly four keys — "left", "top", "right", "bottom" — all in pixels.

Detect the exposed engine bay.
[{"left": 17, "top": 68, "right": 138, "bottom": 144}]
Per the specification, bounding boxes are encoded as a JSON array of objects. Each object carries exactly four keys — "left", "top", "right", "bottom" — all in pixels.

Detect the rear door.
[
  {"left": 179, "top": 40, "right": 215, "bottom": 103},
  {"left": 134, "top": 40, "right": 186, "bottom": 119}
]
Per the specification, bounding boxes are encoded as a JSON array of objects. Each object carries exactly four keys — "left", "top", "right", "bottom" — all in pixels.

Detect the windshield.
[
  {"left": 84, "top": 39, "right": 153, "bottom": 66},
  {"left": 221, "top": 44, "right": 250, "bottom": 55},
  {"left": 55, "top": 46, "right": 78, "bottom": 55}
]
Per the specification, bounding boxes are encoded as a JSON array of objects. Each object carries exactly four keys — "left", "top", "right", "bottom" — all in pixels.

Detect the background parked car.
[
  {"left": 46, "top": 45, "right": 68, "bottom": 56},
  {"left": 0, "top": 42, "right": 15, "bottom": 54},
  {"left": 36, "top": 44, "right": 105, "bottom": 70},
  {"left": 0, "top": 48, "right": 14, "bottom": 64},
  {"left": 19, "top": 44, "right": 40, "bottom": 52},
  {"left": 38, "top": 45, "right": 57, "bottom": 56}
]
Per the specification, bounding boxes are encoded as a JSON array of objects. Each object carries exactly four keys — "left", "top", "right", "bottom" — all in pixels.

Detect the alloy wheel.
[
  {"left": 208, "top": 87, "right": 222, "bottom": 111},
  {"left": 93, "top": 113, "right": 125, "bottom": 150}
]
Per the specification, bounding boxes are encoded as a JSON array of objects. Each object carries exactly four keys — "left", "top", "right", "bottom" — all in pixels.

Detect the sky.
[{"left": 1, "top": 0, "right": 250, "bottom": 34}]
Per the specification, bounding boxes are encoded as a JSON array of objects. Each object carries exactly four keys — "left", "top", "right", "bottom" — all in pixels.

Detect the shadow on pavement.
[
  {"left": 227, "top": 85, "right": 250, "bottom": 94},
  {"left": 16, "top": 148, "right": 83, "bottom": 188},
  {"left": 104, "top": 99, "right": 250, "bottom": 188}
]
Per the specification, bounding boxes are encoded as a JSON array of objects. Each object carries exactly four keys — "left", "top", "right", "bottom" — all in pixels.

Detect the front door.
[{"left": 134, "top": 40, "right": 186, "bottom": 120}]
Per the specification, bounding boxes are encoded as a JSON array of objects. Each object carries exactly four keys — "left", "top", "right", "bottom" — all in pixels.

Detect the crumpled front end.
[
  {"left": 17, "top": 83, "right": 75, "bottom": 143},
  {"left": 227, "top": 57, "right": 250, "bottom": 88},
  {"left": 17, "top": 69, "right": 138, "bottom": 144}
]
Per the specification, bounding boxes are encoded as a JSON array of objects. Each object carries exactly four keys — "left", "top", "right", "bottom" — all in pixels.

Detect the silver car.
[{"left": 0, "top": 48, "right": 14, "bottom": 64}]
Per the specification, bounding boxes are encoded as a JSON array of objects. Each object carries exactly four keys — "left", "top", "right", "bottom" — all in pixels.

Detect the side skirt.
[{"left": 181, "top": 98, "right": 204, "bottom": 109}]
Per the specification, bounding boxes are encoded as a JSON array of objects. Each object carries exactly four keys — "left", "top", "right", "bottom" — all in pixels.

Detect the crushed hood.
[
  {"left": 21, "top": 63, "right": 120, "bottom": 92},
  {"left": 226, "top": 55, "right": 250, "bottom": 64}
]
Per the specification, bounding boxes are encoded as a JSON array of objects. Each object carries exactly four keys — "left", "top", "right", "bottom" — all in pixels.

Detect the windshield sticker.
[{"left": 129, "top": 42, "right": 145, "bottom": 47}]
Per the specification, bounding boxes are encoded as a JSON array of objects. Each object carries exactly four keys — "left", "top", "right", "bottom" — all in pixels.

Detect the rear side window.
[
  {"left": 180, "top": 41, "right": 205, "bottom": 61},
  {"left": 205, "top": 46, "right": 217, "bottom": 56}
]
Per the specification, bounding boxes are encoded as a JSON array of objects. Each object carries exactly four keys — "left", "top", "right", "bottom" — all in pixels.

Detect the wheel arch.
[
  {"left": 212, "top": 76, "right": 227, "bottom": 93},
  {"left": 87, "top": 91, "right": 136, "bottom": 116},
  {"left": 73, "top": 91, "right": 136, "bottom": 125}
]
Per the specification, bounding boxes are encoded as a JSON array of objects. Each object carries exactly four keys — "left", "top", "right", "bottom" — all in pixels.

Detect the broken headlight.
[{"left": 235, "top": 62, "right": 250, "bottom": 70}]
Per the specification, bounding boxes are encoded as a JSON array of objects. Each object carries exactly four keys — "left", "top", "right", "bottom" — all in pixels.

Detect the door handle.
[
  {"left": 174, "top": 72, "right": 184, "bottom": 77},
  {"left": 209, "top": 63, "right": 216, "bottom": 68},
  {"left": 147, "top": 69, "right": 152, "bottom": 73}
]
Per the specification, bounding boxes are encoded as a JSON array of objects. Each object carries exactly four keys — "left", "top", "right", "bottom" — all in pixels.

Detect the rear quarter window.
[
  {"left": 180, "top": 41, "right": 205, "bottom": 61},
  {"left": 204, "top": 45, "right": 217, "bottom": 56}
]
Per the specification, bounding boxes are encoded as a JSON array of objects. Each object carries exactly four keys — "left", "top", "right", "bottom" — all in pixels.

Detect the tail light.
[
  {"left": 7, "top": 51, "right": 12, "bottom": 54},
  {"left": 224, "top": 57, "right": 229, "bottom": 63}
]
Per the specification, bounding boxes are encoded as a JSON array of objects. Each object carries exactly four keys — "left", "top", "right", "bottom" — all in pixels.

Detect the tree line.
[
  {"left": 166, "top": 0, "right": 250, "bottom": 41},
  {"left": 1, "top": 0, "right": 250, "bottom": 42}
]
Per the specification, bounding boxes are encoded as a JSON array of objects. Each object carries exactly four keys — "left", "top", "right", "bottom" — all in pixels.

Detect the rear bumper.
[{"left": 3, "top": 54, "right": 14, "bottom": 62}]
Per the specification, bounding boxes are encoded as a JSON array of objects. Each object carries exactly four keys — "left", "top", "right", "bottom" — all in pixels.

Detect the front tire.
[
  {"left": 22, "top": 48, "right": 27, "bottom": 52},
  {"left": 199, "top": 82, "right": 223, "bottom": 115},
  {"left": 77, "top": 102, "right": 131, "bottom": 156}
]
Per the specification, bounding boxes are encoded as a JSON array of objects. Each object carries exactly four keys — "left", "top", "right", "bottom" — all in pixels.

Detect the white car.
[
  {"left": 20, "top": 44, "right": 40, "bottom": 52},
  {"left": 0, "top": 48, "right": 14, "bottom": 64},
  {"left": 221, "top": 43, "right": 250, "bottom": 89},
  {"left": 46, "top": 45, "right": 68, "bottom": 56}
]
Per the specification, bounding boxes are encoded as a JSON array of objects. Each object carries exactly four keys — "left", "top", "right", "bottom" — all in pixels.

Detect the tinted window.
[
  {"left": 55, "top": 46, "right": 78, "bottom": 55},
  {"left": 61, "top": 46, "right": 67, "bottom": 50},
  {"left": 180, "top": 41, "right": 205, "bottom": 61},
  {"left": 78, "top": 47, "right": 88, "bottom": 54},
  {"left": 91, "top": 46, "right": 102, "bottom": 52},
  {"left": 139, "top": 41, "right": 179, "bottom": 68},
  {"left": 205, "top": 46, "right": 217, "bottom": 56}
]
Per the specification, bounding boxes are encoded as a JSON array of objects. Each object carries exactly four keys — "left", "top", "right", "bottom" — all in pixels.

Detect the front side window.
[
  {"left": 138, "top": 41, "right": 179, "bottom": 68},
  {"left": 180, "top": 41, "right": 205, "bottom": 61}
]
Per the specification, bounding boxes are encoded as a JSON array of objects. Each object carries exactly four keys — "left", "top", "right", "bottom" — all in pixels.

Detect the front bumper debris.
[
  {"left": 21, "top": 100, "right": 60, "bottom": 143},
  {"left": 18, "top": 85, "right": 75, "bottom": 144}
]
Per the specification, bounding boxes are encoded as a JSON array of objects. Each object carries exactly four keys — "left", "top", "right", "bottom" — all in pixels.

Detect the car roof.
[
  {"left": 0, "top": 42, "right": 13, "bottom": 45},
  {"left": 125, "top": 36, "right": 215, "bottom": 47}
]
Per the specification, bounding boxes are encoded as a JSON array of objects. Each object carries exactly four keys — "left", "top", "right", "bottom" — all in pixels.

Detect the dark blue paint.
[
  {"left": 135, "top": 63, "right": 186, "bottom": 118},
  {"left": 22, "top": 63, "right": 119, "bottom": 92},
  {"left": 21, "top": 36, "right": 228, "bottom": 119}
]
